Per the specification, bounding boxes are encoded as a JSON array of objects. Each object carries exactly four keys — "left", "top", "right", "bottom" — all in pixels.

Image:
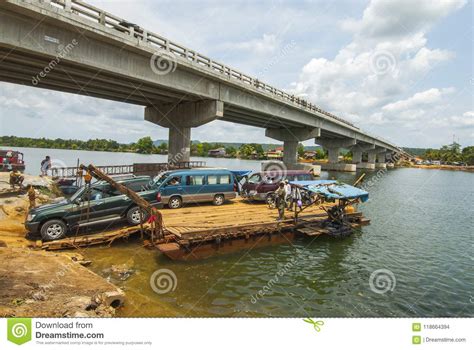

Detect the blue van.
[{"left": 151, "top": 169, "right": 238, "bottom": 209}]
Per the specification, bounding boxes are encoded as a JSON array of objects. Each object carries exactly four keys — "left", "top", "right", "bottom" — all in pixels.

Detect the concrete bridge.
[{"left": 0, "top": 0, "right": 404, "bottom": 170}]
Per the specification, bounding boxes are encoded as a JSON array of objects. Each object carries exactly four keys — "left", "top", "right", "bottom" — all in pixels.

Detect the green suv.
[{"left": 25, "top": 175, "right": 163, "bottom": 241}]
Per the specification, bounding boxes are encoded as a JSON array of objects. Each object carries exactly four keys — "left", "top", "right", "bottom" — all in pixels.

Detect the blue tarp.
[
  {"left": 290, "top": 180, "right": 369, "bottom": 202},
  {"left": 230, "top": 170, "right": 252, "bottom": 178}
]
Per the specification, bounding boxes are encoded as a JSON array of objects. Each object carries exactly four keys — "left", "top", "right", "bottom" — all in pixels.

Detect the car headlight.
[{"left": 27, "top": 213, "right": 36, "bottom": 221}]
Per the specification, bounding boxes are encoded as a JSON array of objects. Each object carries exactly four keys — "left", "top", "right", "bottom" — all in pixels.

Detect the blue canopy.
[
  {"left": 230, "top": 170, "right": 252, "bottom": 177},
  {"left": 290, "top": 180, "right": 369, "bottom": 202}
]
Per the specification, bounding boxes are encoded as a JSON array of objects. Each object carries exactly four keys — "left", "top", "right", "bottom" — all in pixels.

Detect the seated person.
[
  {"left": 168, "top": 176, "right": 181, "bottom": 186},
  {"left": 9, "top": 169, "right": 24, "bottom": 189}
]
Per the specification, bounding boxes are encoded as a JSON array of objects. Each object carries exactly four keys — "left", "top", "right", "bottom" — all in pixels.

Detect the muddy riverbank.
[{"left": 0, "top": 173, "right": 125, "bottom": 317}]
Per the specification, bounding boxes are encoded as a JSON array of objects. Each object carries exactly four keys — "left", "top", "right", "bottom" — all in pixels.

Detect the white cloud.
[
  {"left": 450, "top": 111, "right": 474, "bottom": 127},
  {"left": 341, "top": 0, "right": 466, "bottom": 39},
  {"left": 222, "top": 34, "right": 279, "bottom": 54},
  {"left": 290, "top": 0, "right": 467, "bottom": 146},
  {"left": 382, "top": 88, "right": 455, "bottom": 112}
]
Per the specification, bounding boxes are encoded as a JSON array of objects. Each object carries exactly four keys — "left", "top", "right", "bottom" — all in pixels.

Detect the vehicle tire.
[
  {"left": 126, "top": 206, "right": 150, "bottom": 225},
  {"left": 168, "top": 196, "right": 182, "bottom": 209},
  {"left": 40, "top": 219, "right": 67, "bottom": 241},
  {"left": 213, "top": 194, "right": 225, "bottom": 206}
]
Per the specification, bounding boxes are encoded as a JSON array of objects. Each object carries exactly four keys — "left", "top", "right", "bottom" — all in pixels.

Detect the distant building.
[
  {"left": 265, "top": 147, "right": 283, "bottom": 160},
  {"left": 208, "top": 148, "right": 226, "bottom": 157}
]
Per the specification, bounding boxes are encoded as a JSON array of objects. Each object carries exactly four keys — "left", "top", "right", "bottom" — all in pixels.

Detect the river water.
[{"left": 3, "top": 146, "right": 473, "bottom": 317}]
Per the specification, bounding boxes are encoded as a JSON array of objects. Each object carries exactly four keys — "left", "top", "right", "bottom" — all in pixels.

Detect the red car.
[
  {"left": 0, "top": 150, "right": 25, "bottom": 172},
  {"left": 242, "top": 170, "right": 315, "bottom": 202}
]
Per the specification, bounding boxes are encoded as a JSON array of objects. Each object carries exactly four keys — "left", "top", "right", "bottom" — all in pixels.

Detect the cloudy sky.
[{"left": 0, "top": 0, "right": 472, "bottom": 148}]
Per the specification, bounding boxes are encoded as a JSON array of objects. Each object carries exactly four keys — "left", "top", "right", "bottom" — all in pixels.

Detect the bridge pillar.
[
  {"left": 327, "top": 148, "right": 340, "bottom": 163},
  {"left": 367, "top": 151, "right": 377, "bottom": 164},
  {"left": 168, "top": 126, "right": 191, "bottom": 163},
  {"left": 145, "top": 100, "right": 224, "bottom": 163},
  {"left": 367, "top": 147, "right": 387, "bottom": 169},
  {"left": 315, "top": 137, "right": 357, "bottom": 172},
  {"left": 265, "top": 127, "right": 320, "bottom": 169},
  {"left": 352, "top": 149, "right": 362, "bottom": 164},
  {"left": 282, "top": 141, "right": 298, "bottom": 165},
  {"left": 376, "top": 151, "right": 388, "bottom": 169},
  {"left": 351, "top": 143, "right": 376, "bottom": 170}
]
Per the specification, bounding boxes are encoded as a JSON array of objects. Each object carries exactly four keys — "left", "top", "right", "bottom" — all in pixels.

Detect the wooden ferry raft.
[
  {"left": 156, "top": 199, "right": 370, "bottom": 261},
  {"left": 39, "top": 200, "right": 368, "bottom": 254}
]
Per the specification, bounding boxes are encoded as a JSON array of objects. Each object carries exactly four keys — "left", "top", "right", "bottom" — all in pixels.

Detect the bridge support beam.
[
  {"left": 315, "top": 137, "right": 357, "bottom": 172},
  {"left": 145, "top": 100, "right": 224, "bottom": 163},
  {"left": 265, "top": 127, "right": 320, "bottom": 169}
]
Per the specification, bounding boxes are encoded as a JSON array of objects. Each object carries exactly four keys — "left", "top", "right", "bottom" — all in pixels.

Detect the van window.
[
  {"left": 186, "top": 175, "right": 205, "bottom": 186},
  {"left": 126, "top": 181, "right": 147, "bottom": 192},
  {"left": 84, "top": 186, "right": 112, "bottom": 201},
  {"left": 219, "top": 175, "right": 231, "bottom": 184},
  {"left": 166, "top": 176, "right": 182, "bottom": 186},
  {"left": 208, "top": 175, "right": 218, "bottom": 185},
  {"left": 248, "top": 174, "right": 262, "bottom": 184}
]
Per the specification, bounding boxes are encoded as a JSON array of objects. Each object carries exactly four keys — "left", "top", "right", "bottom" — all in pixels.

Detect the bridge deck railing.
[{"left": 42, "top": 0, "right": 359, "bottom": 129}]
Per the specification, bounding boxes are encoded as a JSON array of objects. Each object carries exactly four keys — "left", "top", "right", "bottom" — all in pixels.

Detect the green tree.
[
  {"left": 239, "top": 144, "right": 255, "bottom": 158},
  {"left": 314, "top": 149, "right": 325, "bottom": 159},
  {"left": 247, "top": 143, "right": 264, "bottom": 158},
  {"left": 157, "top": 142, "right": 168, "bottom": 154},
  {"left": 135, "top": 136, "right": 154, "bottom": 154},
  {"left": 297, "top": 143, "right": 305, "bottom": 158},
  {"left": 225, "top": 146, "right": 237, "bottom": 157},
  {"left": 462, "top": 146, "right": 474, "bottom": 165}
]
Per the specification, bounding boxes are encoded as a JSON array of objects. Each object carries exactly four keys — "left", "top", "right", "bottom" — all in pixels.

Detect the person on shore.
[
  {"left": 275, "top": 181, "right": 287, "bottom": 221},
  {"left": 9, "top": 169, "right": 24, "bottom": 189},
  {"left": 2, "top": 155, "right": 12, "bottom": 171},
  {"left": 284, "top": 179, "right": 292, "bottom": 209},
  {"left": 27, "top": 185, "right": 36, "bottom": 208},
  {"left": 40, "top": 156, "right": 51, "bottom": 176}
]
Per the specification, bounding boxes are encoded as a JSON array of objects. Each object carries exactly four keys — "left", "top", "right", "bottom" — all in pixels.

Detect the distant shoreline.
[
  {"left": 2, "top": 144, "right": 473, "bottom": 173},
  {"left": 402, "top": 164, "right": 474, "bottom": 173},
  {"left": 0, "top": 144, "right": 260, "bottom": 161}
]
